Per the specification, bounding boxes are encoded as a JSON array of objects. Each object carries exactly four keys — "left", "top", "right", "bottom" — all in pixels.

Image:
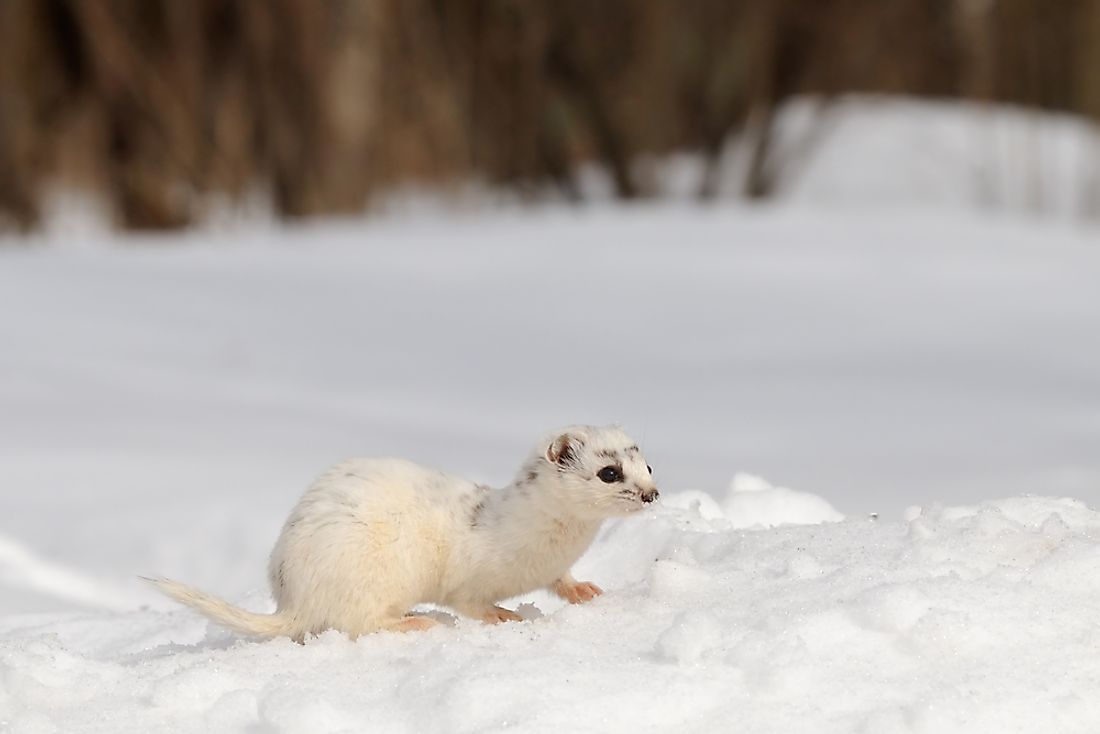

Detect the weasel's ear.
[{"left": 546, "top": 432, "right": 584, "bottom": 467}]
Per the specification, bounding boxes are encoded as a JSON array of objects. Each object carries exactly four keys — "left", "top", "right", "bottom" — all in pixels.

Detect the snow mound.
[
  {"left": 722, "top": 472, "right": 846, "bottom": 528},
  {"left": 3, "top": 490, "right": 1100, "bottom": 732},
  {"left": 0, "top": 533, "right": 144, "bottom": 614}
]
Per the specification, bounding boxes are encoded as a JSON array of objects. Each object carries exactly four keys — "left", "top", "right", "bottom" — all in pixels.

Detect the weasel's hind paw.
[
  {"left": 385, "top": 615, "right": 440, "bottom": 633},
  {"left": 480, "top": 606, "right": 524, "bottom": 624},
  {"left": 552, "top": 579, "right": 604, "bottom": 604}
]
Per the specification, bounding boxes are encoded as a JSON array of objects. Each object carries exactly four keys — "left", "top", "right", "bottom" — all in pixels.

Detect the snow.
[
  {"left": 723, "top": 473, "right": 845, "bottom": 528},
  {"left": 650, "top": 96, "right": 1100, "bottom": 218},
  {"left": 782, "top": 97, "right": 1100, "bottom": 218},
  {"left": 3, "top": 98, "right": 1100, "bottom": 731},
  {"left": 4, "top": 494, "right": 1100, "bottom": 732}
]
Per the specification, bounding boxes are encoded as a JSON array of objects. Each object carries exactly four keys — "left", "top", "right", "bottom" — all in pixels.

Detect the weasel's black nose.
[{"left": 641, "top": 489, "right": 659, "bottom": 504}]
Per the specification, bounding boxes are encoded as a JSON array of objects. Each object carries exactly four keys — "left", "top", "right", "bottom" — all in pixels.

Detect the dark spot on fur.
[
  {"left": 596, "top": 449, "right": 618, "bottom": 460},
  {"left": 526, "top": 470, "right": 538, "bottom": 483},
  {"left": 276, "top": 562, "right": 286, "bottom": 590},
  {"left": 469, "top": 485, "right": 491, "bottom": 527},
  {"left": 469, "top": 499, "right": 487, "bottom": 527},
  {"left": 625, "top": 445, "right": 639, "bottom": 454}
]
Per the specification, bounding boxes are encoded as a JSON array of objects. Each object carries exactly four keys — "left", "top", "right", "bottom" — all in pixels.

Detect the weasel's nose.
[{"left": 641, "top": 489, "right": 659, "bottom": 504}]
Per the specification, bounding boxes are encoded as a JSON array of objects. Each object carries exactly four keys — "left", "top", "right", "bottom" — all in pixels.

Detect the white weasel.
[{"left": 147, "top": 424, "right": 658, "bottom": 640}]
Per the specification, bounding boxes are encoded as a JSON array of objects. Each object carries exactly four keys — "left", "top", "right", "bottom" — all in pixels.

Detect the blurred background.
[
  {"left": 3, "top": 0, "right": 1100, "bottom": 229},
  {"left": 1, "top": 1, "right": 1099, "bottom": 613}
]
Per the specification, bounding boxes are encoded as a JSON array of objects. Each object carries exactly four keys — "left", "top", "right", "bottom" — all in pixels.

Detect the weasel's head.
[{"left": 523, "top": 425, "right": 659, "bottom": 518}]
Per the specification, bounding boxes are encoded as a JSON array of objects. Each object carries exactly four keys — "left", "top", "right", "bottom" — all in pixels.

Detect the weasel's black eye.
[
  {"left": 647, "top": 465, "right": 653, "bottom": 475},
  {"left": 597, "top": 466, "right": 623, "bottom": 483}
]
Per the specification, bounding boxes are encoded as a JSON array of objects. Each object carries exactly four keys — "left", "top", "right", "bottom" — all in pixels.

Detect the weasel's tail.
[{"left": 143, "top": 576, "right": 291, "bottom": 639}]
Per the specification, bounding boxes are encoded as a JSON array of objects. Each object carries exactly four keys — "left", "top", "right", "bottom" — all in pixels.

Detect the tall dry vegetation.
[{"left": 0, "top": 0, "right": 1098, "bottom": 230}]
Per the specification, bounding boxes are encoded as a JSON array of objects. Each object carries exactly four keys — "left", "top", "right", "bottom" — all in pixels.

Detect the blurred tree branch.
[{"left": 1, "top": 0, "right": 1098, "bottom": 231}]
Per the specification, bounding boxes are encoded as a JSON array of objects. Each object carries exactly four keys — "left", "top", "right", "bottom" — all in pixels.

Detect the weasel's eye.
[
  {"left": 597, "top": 466, "right": 623, "bottom": 483},
  {"left": 647, "top": 465, "right": 653, "bottom": 475}
]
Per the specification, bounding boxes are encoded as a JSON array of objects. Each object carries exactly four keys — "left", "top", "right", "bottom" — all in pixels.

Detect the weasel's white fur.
[{"left": 147, "top": 425, "right": 658, "bottom": 640}]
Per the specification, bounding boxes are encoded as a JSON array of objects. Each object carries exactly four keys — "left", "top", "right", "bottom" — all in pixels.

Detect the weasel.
[{"left": 146, "top": 424, "right": 659, "bottom": 641}]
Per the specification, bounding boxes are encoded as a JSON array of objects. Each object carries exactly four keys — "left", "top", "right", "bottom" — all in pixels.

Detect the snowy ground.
[
  {"left": 4, "top": 492, "right": 1100, "bottom": 733},
  {"left": 2, "top": 99, "right": 1100, "bottom": 731}
]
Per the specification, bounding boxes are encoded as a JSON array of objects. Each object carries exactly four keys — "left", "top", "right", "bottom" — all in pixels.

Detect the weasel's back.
[
  {"left": 291, "top": 457, "right": 483, "bottom": 521},
  {"left": 266, "top": 456, "right": 484, "bottom": 619}
]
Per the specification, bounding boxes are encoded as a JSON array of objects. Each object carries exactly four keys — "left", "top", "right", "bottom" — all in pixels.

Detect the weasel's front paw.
[{"left": 552, "top": 579, "right": 603, "bottom": 604}]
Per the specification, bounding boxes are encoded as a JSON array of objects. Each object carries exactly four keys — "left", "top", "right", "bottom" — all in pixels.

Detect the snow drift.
[{"left": 2, "top": 487, "right": 1100, "bottom": 733}]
